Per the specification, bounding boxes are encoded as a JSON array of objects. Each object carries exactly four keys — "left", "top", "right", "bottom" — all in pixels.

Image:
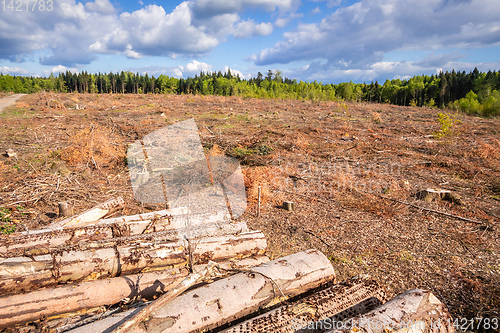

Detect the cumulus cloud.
[
  {"left": 191, "top": 0, "right": 299, "bottom": 17},
  {"left": 275, "top": 17, "right": 289, "bottom": 27},
  {"left": 85, "top": 0, "right": 115, "bottom": 14},
  {"left": 223, "top": 66, "right": 252, "bottom": 79},
  {"left": 179, "top": 60, "right": 213, "bottom": 76},
  {"left": 253, "top": 0, "right": 500, "bottom": 80},
  {"left": 233, "top": 20, "right": 273, "bottom": 38},
  {"left": 0, "top": 0, "right": 118, "bottom": 66},
  {"left": 310, "top": 7, "right": 321, "bottom": 14},
  {"left": 91, "top": 3, "right": 222, "bottom": 58},
  {"left": 0, "top": 0, "right": 296, "bottom": 67},
  {"left": 0, "top": 66, "right": 30, "bottom": 75},
  {"left": 50, "top": 65, "right": 79, "bottom": 74}
]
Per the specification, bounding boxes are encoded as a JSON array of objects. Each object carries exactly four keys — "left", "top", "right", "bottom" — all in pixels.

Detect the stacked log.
[
  {"left": 0, "top": 199, "right": 457, "bottom": 332},
  {"left": 0, "top": 202, "right": 267, "bottom": 329},
  {"left": 66, "top": 249, "right": 337, "bottom": 333},
  {"left": 0, "top": 257, "right": 269, "bottom": 328}
]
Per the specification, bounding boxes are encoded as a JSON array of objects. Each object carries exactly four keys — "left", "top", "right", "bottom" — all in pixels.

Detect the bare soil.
[{"left": 0, "top": 92, "right": 499, "bottom": 324}]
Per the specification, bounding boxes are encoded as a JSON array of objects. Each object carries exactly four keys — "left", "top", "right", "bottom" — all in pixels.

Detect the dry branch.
[
  {"left": 0, "top": 230, "right": 267, "bottom": 295},
  {"left": 378, "top": 195, "right": 485, "bottom": 225}
]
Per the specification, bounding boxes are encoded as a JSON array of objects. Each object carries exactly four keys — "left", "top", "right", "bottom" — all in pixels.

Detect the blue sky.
[{"left": 0, "top": 0, "right": 499, "bottom": 83}]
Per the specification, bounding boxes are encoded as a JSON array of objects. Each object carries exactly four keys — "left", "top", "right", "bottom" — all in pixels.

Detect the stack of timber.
[
  {"left": 0, "top": 197, "right": 456, "bottom": 332},
  {"left": 0, "top": 197, "right": 267, "bottom": 330}
]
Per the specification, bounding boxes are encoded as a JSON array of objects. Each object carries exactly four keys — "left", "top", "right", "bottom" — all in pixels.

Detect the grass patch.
[{"left": 0, "top": 208, "right": 16, "bottom": 234}]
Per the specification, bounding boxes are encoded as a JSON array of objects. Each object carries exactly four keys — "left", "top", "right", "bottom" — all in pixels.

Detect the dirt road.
[{"left": 0, "top": 94, "right": 27, "bottom": 113}]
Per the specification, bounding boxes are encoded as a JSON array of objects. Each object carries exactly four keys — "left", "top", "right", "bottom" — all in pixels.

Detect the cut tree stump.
[
  {"left": 66, "top": 249, "right": 335, "bottom": 333},
  {"left": 415, "top": 189, "right": 463, "bottom": 205},
  {"left": 0, "top": 230, "right": 267, "bottom": 295},
  {"left": 58, "top": 201, "right": 73, "bottom": 217},
  {"left": 325, "top": 289, "right": 455, "bottom": 333},
  {"left": 0, "top": 257, "right": 269, "bottom": 329}
]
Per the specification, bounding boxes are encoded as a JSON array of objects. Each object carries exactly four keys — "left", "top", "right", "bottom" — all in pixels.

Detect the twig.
[
  {"left": 376, "top": 194, "right": 485, "bottom": 225},
  {"left": 257, "top": 186, "right": 261, "bottom": 217},
  {"left": 303, "top": 229, "right": 333, "bottom": 249},
  {"left": 28, "top": 162, "right": 39, "bottom": 174},
  {"left": 4, "top": 197, "right": 41, "bottom": 207}
]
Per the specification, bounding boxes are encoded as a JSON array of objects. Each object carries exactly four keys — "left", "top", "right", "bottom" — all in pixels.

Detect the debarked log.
[
  {"left": 0, "top": 212, "right": 244, "bottom": 259},
  {"left": 48, "top": 197, "right": 126, "bottom": 229},
  {"left": 0, "top": 257, "right": 270, "bottom": 329},
  {"left": 66, "top": 249, "right": 336, "bottom": 333},
  {"left": 324, "top": 289, "right": 454, "bottom": 333},
  {"left": 221, "top": 275, "right": 386, "bottom": 333},
  {"left": 0, "top": 231, "right": 267, "bottom": 295}
]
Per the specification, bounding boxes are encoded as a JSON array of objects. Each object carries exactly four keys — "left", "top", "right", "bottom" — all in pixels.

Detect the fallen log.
[
  {"left": 220, "top": 275, "right": 386, "bottom": 333},
  {"left": 0, "top": 257, "right": 269, "bottom": 329},
  {"left": 66, "top": 249, "right": 335, "bottom": 333},
  {"left": 49, "top": 197, "right": 126, "bottom": 229},
  {"left": 324, "top": 289, "right": 454, "bottom": 333},
  {"left": 0, "top": 211, "right": 240, "bottom": 258},
  {"left": 0, "top": 230, "right": 267, "bottom": 295}
]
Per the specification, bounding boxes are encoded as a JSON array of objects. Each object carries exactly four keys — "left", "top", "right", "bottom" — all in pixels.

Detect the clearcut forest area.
[{"left": 0, "top": 92, "right": 499, "bottom": 326}]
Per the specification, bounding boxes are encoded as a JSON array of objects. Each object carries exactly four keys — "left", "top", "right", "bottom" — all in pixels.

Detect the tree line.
[{"left": 1, "top": 68, "right": 499, "bottom": 116}]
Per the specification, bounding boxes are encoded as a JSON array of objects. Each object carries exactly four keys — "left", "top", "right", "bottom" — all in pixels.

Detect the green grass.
[
  {"left": 0, "top": 208, "right": 16, "bottom": 234},
  {"left": 0, "top": 105, "right": 33, "bottom": 119}
]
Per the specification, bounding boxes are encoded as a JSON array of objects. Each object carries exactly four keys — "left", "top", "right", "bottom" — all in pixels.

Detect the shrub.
[{"left": 433, "top": 112, "right": 461, "bottom": 139}]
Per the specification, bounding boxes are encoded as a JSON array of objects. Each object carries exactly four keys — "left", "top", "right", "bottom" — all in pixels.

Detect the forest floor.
[{"left": 0, "top": 92, "right": 499, "bottom": 325}]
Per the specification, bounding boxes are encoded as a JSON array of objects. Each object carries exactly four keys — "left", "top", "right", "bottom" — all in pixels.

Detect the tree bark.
[
  {"left": 0, "top": 231, "right": 267, "bottom": 295},
  {"left": 66, "top": 249, "right": 335, "bottom": 333},
  {"left": 221, "top": 275, "right": 386, "bottom": 333},
  {"left": 0, "top": 209, "right": 239, "bottom": 258},
  {"left": 0, "top": 257, "right": 269, "bottom": 329},
  {"left": 324, "top": 289, "right": 454, "bottom": 333}
]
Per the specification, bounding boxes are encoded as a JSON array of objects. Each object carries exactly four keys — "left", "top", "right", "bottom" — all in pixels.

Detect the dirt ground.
[{"left": 0, "top": 92, "right": 499, "bottom": 326}]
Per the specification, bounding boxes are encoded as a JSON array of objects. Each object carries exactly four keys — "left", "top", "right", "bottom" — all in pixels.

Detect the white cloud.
[
  {"left": 0, "top": 66, "right": 29, "bottom": 75},
  {"left": 311, "top": 7, "right": 321, "bottom": 14},
  {"left": 0, "top": 0, "right": 290, "bottom": 67},
  {"left": 50, "top": 65, "right": 78, "bottom": 74},
  {"left": 253, "top": 0, "right": 500, "bottom": 79},
  {"left": 223, "top": 66, "right": 252, "bottom": 79},
  {"left": 183, "top": 60, "right": 213, "bottom": 74},
  {"left": 233, "top": 20, "right": 273, "bottom": 38},
  {"left": 0, "top": 0, "right": 119, "bottom": 66},
  {"left": 309, "top": 0, "right": 344, "bottom": 8},
  {"left": 275, "top": 17, "right": 289, "bottom": 27},
  {"left": 192, "top": 0, "right": 299, "bottom": 16},
  {"left": 85, "top": 0, "right": 115, "bottom": 14}
]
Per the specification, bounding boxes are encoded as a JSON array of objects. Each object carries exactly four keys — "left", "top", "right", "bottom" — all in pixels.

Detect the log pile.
[{"left": 0, "top": 198, "right": 455, "bottom": 332}]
